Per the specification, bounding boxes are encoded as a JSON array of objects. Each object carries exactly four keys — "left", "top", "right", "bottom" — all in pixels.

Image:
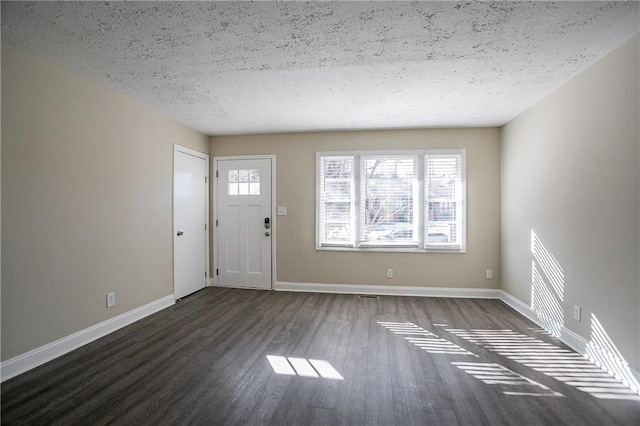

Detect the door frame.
[
  {"left": 212, "top": 155, "right": 276, "bottom": 289},
  {"left": 173, "top": 144, "right": 210, "bottom": 297}
]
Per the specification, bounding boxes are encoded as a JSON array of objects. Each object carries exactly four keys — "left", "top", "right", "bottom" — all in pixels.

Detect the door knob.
[
  {"left": 177, "top": 231, "right": 184, "bottom": 236},
  {"left": 265, "top": 232, "right": 270, "bottom": 236}
]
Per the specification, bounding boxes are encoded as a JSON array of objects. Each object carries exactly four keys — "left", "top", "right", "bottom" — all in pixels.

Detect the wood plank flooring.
[{"left": 2, "top": 287, "right": 639, "bottom": 425}]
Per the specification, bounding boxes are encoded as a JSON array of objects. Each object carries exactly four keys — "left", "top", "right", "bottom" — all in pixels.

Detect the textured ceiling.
[{"left": 2, "top": 1, "right": 639, "bottom": 135}]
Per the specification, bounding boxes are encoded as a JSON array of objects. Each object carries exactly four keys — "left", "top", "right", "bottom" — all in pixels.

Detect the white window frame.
[{"left": 316, "top": 149, "right": 466, "bottom": 253}]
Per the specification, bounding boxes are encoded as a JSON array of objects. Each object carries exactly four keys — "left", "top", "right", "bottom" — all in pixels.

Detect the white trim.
[
  {"left": 559, "top": 326, "right": 588, "bottom": 354},
  {"left": 498, "top": 290, "right": 539, "bottom": 324},
  {"left": 275, "top": 281, "right": 500, "bottom": 299},
  {"left": 499, "top": 290, "right": 584, "bottom": 350},
  {"left": 315, "top": 149, "right": 467, "bottom": 253},
  {"left": 174, "top": 144, "right": 209, "bottom": 160},
  {"left": 498, "top": 290, "right": 639, "bottom": 388},
  {"left": 212, "top": 155, "right": 276, "bottom": 290},
  {"left": 0, "top": 295, "right": 175, "bottom": 382}
]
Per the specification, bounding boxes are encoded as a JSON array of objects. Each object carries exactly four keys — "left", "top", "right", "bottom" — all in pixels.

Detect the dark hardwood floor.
[{"left": 2, "top": 287, "right": 639, "bottom": 425}]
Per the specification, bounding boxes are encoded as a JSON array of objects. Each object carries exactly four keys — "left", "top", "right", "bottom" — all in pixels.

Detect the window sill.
[{"left": 316, "top": 246, "right": 466, "bottom": 254}]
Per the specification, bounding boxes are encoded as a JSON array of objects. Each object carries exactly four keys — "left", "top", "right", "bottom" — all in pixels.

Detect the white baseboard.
[
  {"left": 275, "top": 281, "right": 501, "bottom": 299},
  {"left": 498, "top": 290, "right": 539, "bottom": 324},
  {"left": 1, "top": 294, "right": 175, "bottom": 382},
  {"left": 499, "top": 290, "right": 587, "bottom": 352},
  {"left": 498, "top": 290, "right": 639, "bottom": 387}
]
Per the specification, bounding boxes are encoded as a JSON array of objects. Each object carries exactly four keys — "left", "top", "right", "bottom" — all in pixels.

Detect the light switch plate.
[{"left": 277, "top": 206, "right": 287, "bottom": 216}]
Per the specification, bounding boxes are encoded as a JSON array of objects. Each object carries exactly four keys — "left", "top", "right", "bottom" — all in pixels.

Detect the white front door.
[
  {"left": 174, "top": 145, "right": 209, "bottom": 299},
  {"left": 215, "top": 157, "right": 272, "bottom": 289}
]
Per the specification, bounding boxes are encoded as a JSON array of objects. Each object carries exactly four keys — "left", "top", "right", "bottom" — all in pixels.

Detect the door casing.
[{"left": 213, "top": 155, "right": 276, "bottom": 289}]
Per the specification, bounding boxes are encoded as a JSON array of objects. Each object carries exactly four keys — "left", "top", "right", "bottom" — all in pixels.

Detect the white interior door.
[
  {"left": 216, "top": 157, "right": 272, "bottom": 289},
  {"left": 174, "top": 145, "right": 209, "bottom": 299}
]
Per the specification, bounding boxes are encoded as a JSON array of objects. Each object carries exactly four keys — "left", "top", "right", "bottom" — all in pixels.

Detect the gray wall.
[
  {"left": 1, "top": 43, "right": 209, "bottom": 360},
  {"left": 501, "top": 35, "right": 639, "bottom": 371}
]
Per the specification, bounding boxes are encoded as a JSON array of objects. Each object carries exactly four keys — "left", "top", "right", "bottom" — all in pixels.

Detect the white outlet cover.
[
  {"left": 573, "top": 305, "right": 581, "bottom": 322},
  {"left": 277, "top": 206, "right": 287, "bottom": 216}
]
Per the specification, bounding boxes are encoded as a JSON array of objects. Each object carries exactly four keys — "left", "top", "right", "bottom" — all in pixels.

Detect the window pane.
[
  {"left": 428, "top": 201, "right": 456, "bottom": 222},
  {"left": 319, "top": 156, "right": 354, "bottom": 246},
  {"left": 324, "top": 181, "right": 351, "bottom": 200},
  {"left": 324, "top": 223, "right": 351, "bottom": 242},
  {"left": 229, "top": 170, "right": 239, "bottom": 182},
  {"left": 228, "top": 182, "right": 238, "bottom": 195},
  {"left": 425, "top": 152, "right": 464, "bottom": 250},
  {"left": 361, "top": 156, "right": 416, "bottom": 243},
  {"left": 324, "top": 202, "right": 350, "bottom": 221},
  {"left": 426, "top": 157, "right": 458, "bottom": 200},
  {"left": 317, "top": 150, "right": 465, "bottom": 252},
  {"left": 323, "top": 158, "right": 352, "bottom": 179},
  {"left": 426, "top": 221, "right": 454, "bottom": 243},
  {"left": 239, "top": 182, "right": 249, "bottom": 195},
  {"left": 239, "top": 169, "right": 249, "bottom": 182},
  {"left": 249, "top": 182, "right": 260, "bottom": 195}
]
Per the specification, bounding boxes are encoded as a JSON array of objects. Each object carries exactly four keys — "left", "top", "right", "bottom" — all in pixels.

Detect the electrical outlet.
[
  {"left": 386, "top": 268, "right": 393, "bottom": 279},
  {"left": 485, "top": 269, "right": 493, "bottom": 280},
  {"left": 106, "top": 292, "right": 115, "bottom": 308},
  {"left": 573, "top": 305, "right": 581, "bottom": 322}
]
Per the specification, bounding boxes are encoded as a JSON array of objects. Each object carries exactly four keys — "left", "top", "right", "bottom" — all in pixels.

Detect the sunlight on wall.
[
  {"left": 452, "top": 362, "right": 563, "bottom": 397},
  {"left": 530, "top": 229, "right": 565, "bottom": 299},
  {"left": 377, "top": 321, "right": 476, "bottom": 356},
  {"left": 527, "top": 229, "right": 640, "bottom": 398},
  {"left": 531, "top": 229, "right": 564, "bottom": 337},
  {"left": 586, "top": 314, "right": 640, "bottom": 395},
  {"left": 266, "top": 355, "right": 344, "bottom": 380},
  {"left": 447, "top": 328, "right": 640, "bottom": 400}
]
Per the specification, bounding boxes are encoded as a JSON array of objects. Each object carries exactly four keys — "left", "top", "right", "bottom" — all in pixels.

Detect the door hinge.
[
  {"left": 216, "top": 269, "right": 219, "bottom": 276},
  {"left": 205, "top": 271, "right": 207, "bottom": 278},
  {"left": 205, "top": 176, "right": 208, "bottom": 183},
  {"left": 216, "top": 219, "right": 218, "bottom": 227},
  {"left": 216, "top": 170, "right": 219, "bottom": 178},
  {"left": 205, "top": 223, "right": 207, "bottom": 231}
]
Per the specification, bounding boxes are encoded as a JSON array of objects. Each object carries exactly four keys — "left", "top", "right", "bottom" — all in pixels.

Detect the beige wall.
[
  {"left": 501, "top": 35, "right": 639, "bottom": 370},
  {"left": 1, "top": 43, "right": 209, "bottom": 360},
  {"left": 210, "top": 128, "right": 501, "bottom": 289}
]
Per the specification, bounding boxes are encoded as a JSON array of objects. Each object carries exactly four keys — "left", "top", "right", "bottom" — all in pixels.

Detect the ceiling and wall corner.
[{"left": 1, "top": 1, "right": 638, "bottom": 135}]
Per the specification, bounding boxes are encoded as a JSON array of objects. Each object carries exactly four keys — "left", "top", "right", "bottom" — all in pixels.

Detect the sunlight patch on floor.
[
  {"left": 452, "top": 362, "right": 563, "bottom": 397},
  {"left": 378, "top": 321, "right": 476, "bottom": 356},
  {"left": 266, "top": 355, "right": 344, "bottom": 380},
  {"left": 446, "top": 328, "right": 640, "bottom": 400}
]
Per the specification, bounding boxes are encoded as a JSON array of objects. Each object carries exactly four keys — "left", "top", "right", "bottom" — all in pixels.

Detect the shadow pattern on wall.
[{"left": 529, "top": 229, "right": 639, "bottom": 398}]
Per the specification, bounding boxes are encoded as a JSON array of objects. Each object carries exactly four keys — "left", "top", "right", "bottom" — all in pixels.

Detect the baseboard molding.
[
  {"left": 1, "top": 294, "right": 175, "bottom": 382},
  {"left": 498, "top": 290, "right": 639, "bottom": 387},
  {"left": 499, "top": 290, "right": 587, "bottom": 352},
  {"left": 498, "top": 290, "right": 539, "bottom": 324},
  {"left": 275, "top": 281, "right": 501, "bottom": 299}
]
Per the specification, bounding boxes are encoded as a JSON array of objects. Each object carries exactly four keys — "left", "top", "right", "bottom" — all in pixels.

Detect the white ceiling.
[{"left": 2, "top": 1, "right": 638, "bottom": 136}]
